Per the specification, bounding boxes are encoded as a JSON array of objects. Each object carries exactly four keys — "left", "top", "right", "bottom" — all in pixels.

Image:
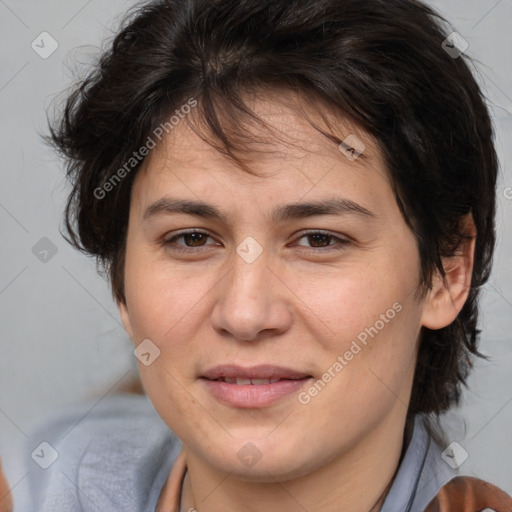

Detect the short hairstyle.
[{"left": 48, "top": 0, "right": 498, "bottom": 419}]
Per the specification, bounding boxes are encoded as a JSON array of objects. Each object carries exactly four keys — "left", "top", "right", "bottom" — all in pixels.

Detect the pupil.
[
  {"left": 185, "top": 233, "right": 205, "bottom": 246},
  {"left": 309, "top": 234, "right": 329, "bottom": 247}
]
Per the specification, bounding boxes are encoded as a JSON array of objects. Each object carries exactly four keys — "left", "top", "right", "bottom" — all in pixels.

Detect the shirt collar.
[{"left": 380, "top": 416, "right": 459, "bottom": 512}]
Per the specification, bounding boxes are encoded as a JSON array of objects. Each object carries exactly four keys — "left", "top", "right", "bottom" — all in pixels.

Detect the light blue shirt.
[{"left": 13, "top": 394, "right": 458, "bottom": 512}]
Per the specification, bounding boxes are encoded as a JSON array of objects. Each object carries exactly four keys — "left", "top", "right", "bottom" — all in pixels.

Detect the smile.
[{"left": 201, "top": 374, "right": 312, "bottom": 408}]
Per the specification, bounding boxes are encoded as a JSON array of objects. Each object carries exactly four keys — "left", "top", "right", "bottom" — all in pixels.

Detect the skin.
[{"left": 118, "top": 89, "right": 475, "bottom": 512}]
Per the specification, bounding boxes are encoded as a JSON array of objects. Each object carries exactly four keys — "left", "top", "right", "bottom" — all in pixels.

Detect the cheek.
[
  {"left": 298, "top": 298, "right": 421, "bottom": 447},
  {"left": 292, "top": 246, "right": 423, "bottom": 410},
  {"left": 123, "top": 251, "right": 204, "bottom": 341},
  {"left": 123, "top": 260, "right": 207, "bottom": 422},
  {"left": 290, "top": 256, "right": 418, "bottom": 350}
]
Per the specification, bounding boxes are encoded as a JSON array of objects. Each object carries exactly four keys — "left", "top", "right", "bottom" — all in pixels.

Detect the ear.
[
  {"left": 421, "top": 213, "right": 476, "bottom": 330},
  {"left": 118, "top": 299, "right": 134, "bottom": 341}
]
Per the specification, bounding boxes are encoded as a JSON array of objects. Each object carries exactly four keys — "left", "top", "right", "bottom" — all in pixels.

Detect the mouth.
[
  {"left": 205, "top": 376, "right": 306, "bottom": 385},
  {"left": 200, "top": 364, "right": 313, "bottom": 408},
  {"left": 200, "top": 363, "right": 312, "bottom": 381}
]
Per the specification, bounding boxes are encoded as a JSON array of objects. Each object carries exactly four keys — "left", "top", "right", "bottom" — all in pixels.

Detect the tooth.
[
  {"left": 269, "top": 378, "right": 280, "bottom": 383},
  {"left": 235, "top": 378, "right": 251, "bottom": 385},
  {"left": 251, "top": 378, "right": 270, "bottom": 385},
  {"left": 224, "top": 377, "right": 236, "bottom": 384}
]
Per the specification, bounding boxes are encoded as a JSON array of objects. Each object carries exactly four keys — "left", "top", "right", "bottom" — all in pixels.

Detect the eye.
[
  {"left": 293, "top": 230, "right": 350, "bottom": 252},
  {"left": 163, "top": 230, "right": 218, "bottom": 252},
  {"left": 162, "top": 229, "right": 350, "bottom": 255}
]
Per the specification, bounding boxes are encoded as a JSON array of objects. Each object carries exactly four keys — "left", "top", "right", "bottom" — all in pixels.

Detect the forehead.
[{"left": 131, "top": 88, "right": 394, "bottom": 217}]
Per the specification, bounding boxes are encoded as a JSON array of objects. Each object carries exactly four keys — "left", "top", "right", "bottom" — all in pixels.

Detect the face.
[{"left": 119, "top": 89, "right": 433, "bottom": 481}]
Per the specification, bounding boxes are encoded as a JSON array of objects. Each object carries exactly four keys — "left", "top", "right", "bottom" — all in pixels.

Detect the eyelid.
[
  {"left": 162, "top": 228, "right": 351, "bottom": 253},
  {"left": 163, "top": 229, "right": 217, "bottom": 247},
  {"left": 297, "top": 229, "right": 349, "bottom": 241},
  {"left": 292, "top": 229, "right": 351, "bottom": 250}
]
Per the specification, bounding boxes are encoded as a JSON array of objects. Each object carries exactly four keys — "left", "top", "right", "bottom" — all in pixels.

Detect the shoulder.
[
  {"left": 16, "top": 394, "right": 181, "bottom": 512},
  {"left": 425, "top": 476, "right": 512, "bottom": 511}
]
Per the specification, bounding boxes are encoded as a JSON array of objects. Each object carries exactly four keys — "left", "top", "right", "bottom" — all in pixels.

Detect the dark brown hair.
[{"left": 48, "top": 0, "right": 498, "bottom": 419}]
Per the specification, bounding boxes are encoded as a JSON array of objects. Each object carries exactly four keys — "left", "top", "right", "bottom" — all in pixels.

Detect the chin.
[{"left": 197, "top": 434, "right": 319, "bottom": 482}]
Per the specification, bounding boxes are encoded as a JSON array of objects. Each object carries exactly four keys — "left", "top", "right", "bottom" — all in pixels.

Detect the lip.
[
  {"left": 200, "top": 364, "right": 311, "bottom": 380},
  {"left": 200, "top": 364, "right": 313, "bottom": 408},
  {"left": 201, "top": 377, "right": 312, "bottom": 408}
]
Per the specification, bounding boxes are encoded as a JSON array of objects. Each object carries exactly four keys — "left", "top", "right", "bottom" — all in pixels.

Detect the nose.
[{"left": 210, "top": 246, "right": 293, "bottom": 342}]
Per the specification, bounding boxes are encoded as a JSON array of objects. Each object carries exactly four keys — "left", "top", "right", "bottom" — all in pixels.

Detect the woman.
[{"left": 5, "top": 0, "right": 512, "bottom": 510}]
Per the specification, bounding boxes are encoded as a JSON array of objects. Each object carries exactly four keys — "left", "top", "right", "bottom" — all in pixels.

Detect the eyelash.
[{"left": 162, "top": 229, "right": 350, "bottom": 254}]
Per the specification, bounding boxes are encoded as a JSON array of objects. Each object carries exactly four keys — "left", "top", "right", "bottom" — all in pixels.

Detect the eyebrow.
[{"left": 143, "top": 197, "right": 377, "bottom": 223}]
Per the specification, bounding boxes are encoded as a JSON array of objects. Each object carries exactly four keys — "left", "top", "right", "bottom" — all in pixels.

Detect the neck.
[{"left": 179, "top": 411, "right": 409, "bottom": 512}]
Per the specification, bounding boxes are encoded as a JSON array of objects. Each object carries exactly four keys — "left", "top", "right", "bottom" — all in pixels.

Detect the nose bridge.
[
  {"left": 210, "top": 240, "right": 291, "bottom": 340},
  {"left": 217, "top": 231, "right": 269, "bottom": 303},
  {"left": 225, "top": 244, "right": 270, "bottom": 314}
]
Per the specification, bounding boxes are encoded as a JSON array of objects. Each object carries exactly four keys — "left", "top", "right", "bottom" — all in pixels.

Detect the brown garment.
[
  {"left": 0, "top": 458, "right": 13, "bottom": 512},
  {"left": 425, "top": 476, "right": 512, "bottom": 512}
]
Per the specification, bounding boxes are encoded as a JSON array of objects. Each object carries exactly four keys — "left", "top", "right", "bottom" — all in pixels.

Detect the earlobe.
[
  {"left": 421, "top": 214, "right": 476, "bottom": 330},
  {"left": 118, "top": 300, "right": 134, "bottom": 340}
]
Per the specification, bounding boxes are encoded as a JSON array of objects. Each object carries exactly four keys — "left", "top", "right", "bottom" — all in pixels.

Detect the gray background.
[{"left": 1, "top": 0, "right": 511, "bottom": 500}]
